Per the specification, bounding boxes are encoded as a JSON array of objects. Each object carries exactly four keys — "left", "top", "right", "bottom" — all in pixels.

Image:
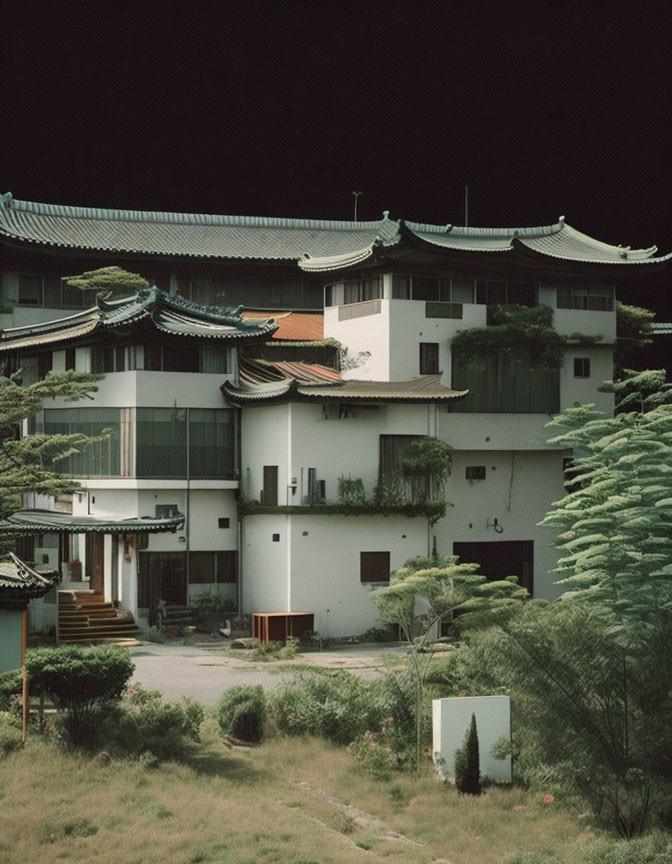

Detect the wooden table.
[{"left": 252, "top": 612, "right": 314, "bottom": 644}]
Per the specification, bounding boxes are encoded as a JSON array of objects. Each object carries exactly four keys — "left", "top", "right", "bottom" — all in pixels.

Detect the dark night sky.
[{"left": 2, "top": 2, "right": 671, "bottom": 280}]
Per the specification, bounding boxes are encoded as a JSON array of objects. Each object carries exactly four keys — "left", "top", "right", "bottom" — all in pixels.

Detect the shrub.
[
  {"left": 251, "top": 637, "right": 299, "bottom": 660},
  {"left": 145, "top": 626, "right": 167, "bottom": 644},
  {"left": 101, "top": 685, "right": 205, "bottom": 761},
  {"left": 454, "top": 713, "right": 481, "bottom": 795},
  {"left": 192, "top": 590, "right": 237, "bottom": 620},
  {"left": 25, "top": 644, "right": 134, "bottom": 749},
  {"left": 0, "top": 711, "right": 22, "bottom": 757},
  {"left": 0, "top": 670, "right": 23, "bottom": 712},
  {"left": 216, "top": 685, "right": 266, "bottom": 743},
  {"left": 270, "top": 670, "right": 382, "bottom": 745},
  {"left": 358, "top": 623, "right": 399, "bottom": 643}
]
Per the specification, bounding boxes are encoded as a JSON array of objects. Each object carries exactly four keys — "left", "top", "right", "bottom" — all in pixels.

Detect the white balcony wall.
[
  {"left": 324, "top": 302, "right": 391, "bottom": 380},
  {"left": 241, "top": 401, "right": 436, "bottom": 504}
]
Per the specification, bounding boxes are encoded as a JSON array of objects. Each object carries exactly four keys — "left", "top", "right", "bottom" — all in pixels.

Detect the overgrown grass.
[{"left": 3, "top": 734, "right": 665, "bottom": 864}]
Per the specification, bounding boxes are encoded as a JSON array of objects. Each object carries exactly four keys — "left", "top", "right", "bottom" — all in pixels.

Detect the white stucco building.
[{"left": 1, "top": 192, "right": 669, "bottom": 637}]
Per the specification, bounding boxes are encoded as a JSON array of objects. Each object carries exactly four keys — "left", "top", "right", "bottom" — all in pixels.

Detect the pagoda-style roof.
[
  {"left": 0, "top": 552, "right": 59, "bottom": 610},
  {"left": 0, "top": 286, "right": 277, "bottom": 352},
  {"left": 2, "top": 192, "right": 669, "bottom": 273},
  {"left": 225, "top": 358, "right": 466, "bottom": 405},
  {"left": 0, "top": 509, "right": 185, "bottom": 536}
]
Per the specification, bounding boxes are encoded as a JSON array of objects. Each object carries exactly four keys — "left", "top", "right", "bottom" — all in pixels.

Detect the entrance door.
[
  {"left": 110, "top": 535, "right": 119, "bottom": 606},
  {"left": 138, "top": 551, "right": 187, "bottom": 623},
  {"left": 85, "top": 534, "right": 105, "bottom": 594},
  {"left": 453, "top": 540, "right": 534, "bottom": 594}
]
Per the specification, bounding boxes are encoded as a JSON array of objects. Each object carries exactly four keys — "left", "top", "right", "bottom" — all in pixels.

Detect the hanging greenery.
[
  {"left": 401, "top": 436, "right": 452, "bottom": 497},
  {"left": 451, "top": 304, "right": 602, "bottom": 371}
]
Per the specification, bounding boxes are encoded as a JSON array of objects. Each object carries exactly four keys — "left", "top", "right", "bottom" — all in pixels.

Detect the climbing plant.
[
  {"left": 451, "top": 304, "right": 602, "bottom": 370},
  {"left": 401, "top": 436, "right": 452, "bottom": 498}
]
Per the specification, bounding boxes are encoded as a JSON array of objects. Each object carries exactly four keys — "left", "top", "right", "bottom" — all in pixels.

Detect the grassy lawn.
[{"left": 0, "top": 735, "right": 600, "bottom": 864}]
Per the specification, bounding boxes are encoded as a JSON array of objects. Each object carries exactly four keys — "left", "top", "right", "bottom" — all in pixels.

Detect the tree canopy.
[
  {"left": 65, "top": 266, "right": 149, "bottom": 296},
  {"left": 0, "top": 370, "right": 102, "bottom": 522}
]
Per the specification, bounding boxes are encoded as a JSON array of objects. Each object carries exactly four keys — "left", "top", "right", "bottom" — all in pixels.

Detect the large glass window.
[
  {"left": 90, "top": 344, "right": 228, "bottom": 373},
  {"left": 189, "top": 409, "right": 234, "bottom": 477},
  {"left": 18, "top": 274, "right": 89, "bottom": 308},
  {"left": 451, "top": 350, "right": 559, "bottom": 413},
  {"left": 556, "top": 284, "right": 613, "bottom": 311},
  {"left": 43, "top": 408, "right": 122, "bottom": 476},
  {"left": 136, "top": 407, "right": 234, "bottom": 478}
]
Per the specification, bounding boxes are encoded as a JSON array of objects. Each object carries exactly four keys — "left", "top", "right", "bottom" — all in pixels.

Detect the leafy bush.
[
  {"left": 0, "top": 711, "right": 22, "bottom": 757},
  {"left": 358, "top": 623, "right": 399, "bottom": 643},
  {"left": 270, "top": 670, "right": 382, "bottom": 745},
  {"left": 145, "top": 626, "right": 167, "bottom": 644},
  {"left": 251, "top": 637, "right": 299, "bottom": 660},
  {"left": 192, "top": 590, "right": 237, "bottom": 620},
  {"left": 216, "top": 685, "right": 267, "bottom": 743},
  {"left": 101, "top": 685, "right": 205, "bottom": 761},
  {"left": 337, "top": 475, "right": 367, "bottom": 506},
  {"left": 25, "top": 644, "right": 134, "bottom": 749},
  {"left": 582, "top": 834, "right": 672, "bottom": 864},
  {"left": 0, "top": 670, "right": 23, "bottom": 712}
]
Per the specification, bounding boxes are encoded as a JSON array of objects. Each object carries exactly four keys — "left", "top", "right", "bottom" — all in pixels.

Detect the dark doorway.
[
  {"left": 138, "top": 551, "right": 187, "bottom": 621},
  {"left": 85, "top": 534, "right": 105, "bottom": 594},
  {"left": 262, "top": 465, "right": 278, "bottom": 506},
  {"left": 453, "top": 540, "right": 534, "bottom": 594}
]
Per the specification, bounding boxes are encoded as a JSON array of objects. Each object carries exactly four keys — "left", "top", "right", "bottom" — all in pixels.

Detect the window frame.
[{"left": 360, "top": 551, "right": 391, "bottom": 584}]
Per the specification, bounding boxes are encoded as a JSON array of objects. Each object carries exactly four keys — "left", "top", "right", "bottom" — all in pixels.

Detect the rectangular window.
[
  {"left": 43, "top": 407, "right": 123, "bottom": 477},
  {"left": 392, "top": 275, "right": 411, "bottom": 299},
  {"left": 453, "top": 540, "right": 533, "bottom": 594},
  {"left": 262, "top": 466, "right": 278, "bottom": 506},
  {"left": 17, "top": 274, "right": 87, "bottom": 308},
  {"left": 574, "top": 357, "right": 591, "bottom": 378},
  {"left": 449, "top": 278, "right": 475, "bottom": 304},
  {"left": 65, "top": 348, "right": 76, "bottom": 371},
  {"left": 465, "top": 466, "right": 486, "bottom": 480},
  {"left": 557, "top": 284, "right": 613, "bottom": 311},
  {"left": 412, "top": 276, "right": 440, "bottom": 301},
  {"left": 379, "top": 434, "right": 428, "bottom": 501},
  {"left": 419, "top": 343, "right": 440, "bottom": 375},
  {"left": 451, "top": 350, "right": 560, "bottom": 413},
  {"left": 360, "top": 551, "right": 390, "bottom": 584},
  {"left": 425, "top": 302, "right": 462, "bottom": 319},
  {"left": 475, "top": 280, "right": 537, "bottom": 306},
  {"left": 188, "top": 551, "right": 237, "bottom": 584},
  {"left": 189, "top": 408, "right": 234, "bottom": 477},
  {"left": 136, "top": 408, "right": 187, "bottom": 478},
  {"left": 155, "top": 504, "right": 180, "bottom": 518}
]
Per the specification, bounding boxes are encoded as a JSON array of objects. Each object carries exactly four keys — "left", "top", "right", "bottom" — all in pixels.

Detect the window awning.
[{"left": 0, "top": 509, "right": 185, "bottom": 536}]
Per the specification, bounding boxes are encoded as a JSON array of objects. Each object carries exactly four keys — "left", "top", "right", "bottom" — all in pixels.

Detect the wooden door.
[{"left": 85, "top": 533, "right": 105, "bottom": 594}]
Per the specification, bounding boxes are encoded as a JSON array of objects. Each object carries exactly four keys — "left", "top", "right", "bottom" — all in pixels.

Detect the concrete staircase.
[{"left": 58, "top": 591, "right": 140, "bottom": 644}]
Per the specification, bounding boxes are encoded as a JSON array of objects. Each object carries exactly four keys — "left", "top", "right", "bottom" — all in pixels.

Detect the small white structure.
[{"left": 433, "top": 695, "right": 511, "bottom": 782}]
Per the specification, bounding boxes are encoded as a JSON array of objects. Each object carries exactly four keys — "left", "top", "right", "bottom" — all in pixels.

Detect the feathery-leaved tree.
[
  {"left": 0, "top": 370, "right": 103, "bottom": 523},
  {"left": 373, "top": 554, "right": 527, "bottom": 776},
  {"left": 64, "top": 266, "right": 149, "bottom": 297}
]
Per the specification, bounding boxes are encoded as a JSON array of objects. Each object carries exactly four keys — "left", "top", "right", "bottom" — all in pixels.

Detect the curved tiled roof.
[
  {"left": 0, "top": 286, "right": 278, "bottom": 351},
  {"left": 0, "top": 192, "right": 387, "bottom": 261},
  {"left": 0, "top": 552, "right": 59, "bottom": 609},
  {"left": 242, "top": 311, "right": 324, "bottom": 341},
  {"left": 1, "top": 192, "right": 668, "bottom": 271},
  {"left": 225, "top": 365, "right": 467, "bottom": 404},
  {"left": 0, "top": 509, "right": 185, "bottom": 534}
]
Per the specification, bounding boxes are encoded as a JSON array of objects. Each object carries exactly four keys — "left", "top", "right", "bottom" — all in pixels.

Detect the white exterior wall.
[
  {"left": 324, "top": 303, "right": 391, "bottom": 381},
  {"left": 436, "top": 449, "right": 566, "bottom": 599},
  {"left": 433, "top": 695, "right": 512, "bottom": 782},
  {"left": 242, "top": 513, "right": 428, "bottom": 637},
  {"left": 560, "top": 344, "right": 614, "bottom": 413},
  {"left": 242, "top": 401, "right": 436, "bottom": 504}
]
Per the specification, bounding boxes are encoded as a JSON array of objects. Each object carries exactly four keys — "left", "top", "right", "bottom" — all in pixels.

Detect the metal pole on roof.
[
  {"left": 465, "top": 185, "right": 469, "bottom": 228},
  {"left": 352, "top": 191, "right": 363, "bottom": 222}
]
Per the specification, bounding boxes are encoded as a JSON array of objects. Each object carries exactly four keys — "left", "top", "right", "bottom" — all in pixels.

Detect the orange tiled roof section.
[{"left": 243, "top": 311, "right": 324, "bottom": 341}]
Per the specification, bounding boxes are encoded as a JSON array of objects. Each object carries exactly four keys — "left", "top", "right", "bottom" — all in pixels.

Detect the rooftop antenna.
[
  {"left": 352, "top": 191, "right": 363, "bottom": 221},
  {"left": 464, "top": 185, "right": 469, "bottom": 227}
]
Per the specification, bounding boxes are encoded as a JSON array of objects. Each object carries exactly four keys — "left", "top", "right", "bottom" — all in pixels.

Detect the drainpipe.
[
  {"left": 185, "top": 409, "right": 191, "bottom": 601},
  {"left": 235, "top": 406, "right": 243, "bottom": 614}
]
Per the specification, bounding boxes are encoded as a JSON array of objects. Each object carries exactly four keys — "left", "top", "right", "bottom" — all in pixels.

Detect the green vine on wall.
[{"left": 450, "top": 304, "right": 602, "bottom": 371}]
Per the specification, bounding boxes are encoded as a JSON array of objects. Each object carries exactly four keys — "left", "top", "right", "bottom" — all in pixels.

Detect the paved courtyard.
[{"left": 128, "top": 642, "right": 406, "bottom": 705}]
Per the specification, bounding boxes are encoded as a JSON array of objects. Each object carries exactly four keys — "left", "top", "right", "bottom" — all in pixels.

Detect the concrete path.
[{"left": 128, "top": 642, "right": 406, "bottom": 705}]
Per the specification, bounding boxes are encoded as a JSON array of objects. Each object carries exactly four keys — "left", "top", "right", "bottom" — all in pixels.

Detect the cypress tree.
[{"left": 455, "top": 713, "right": 481, "bottom": 795}]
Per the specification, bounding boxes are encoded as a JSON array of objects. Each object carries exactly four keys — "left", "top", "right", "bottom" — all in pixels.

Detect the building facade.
[{"left": 1, "top": 191, "right": 669, "bottom": 636}]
